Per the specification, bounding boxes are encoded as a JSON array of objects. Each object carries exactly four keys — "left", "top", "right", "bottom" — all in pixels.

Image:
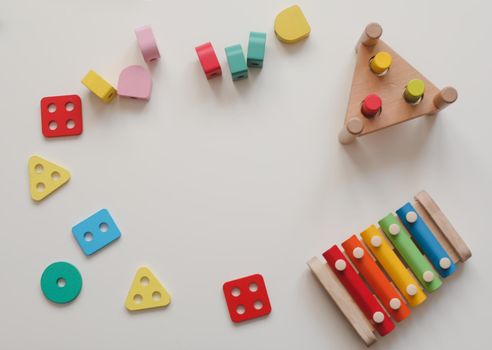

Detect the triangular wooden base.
[{"left": 339, "top": 23, "right": 457, "bottom": 144}]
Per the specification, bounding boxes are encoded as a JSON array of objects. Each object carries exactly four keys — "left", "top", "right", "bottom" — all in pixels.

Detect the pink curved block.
[
  {"left": 135, "top": 25, "right": 161, "bottom": 62},
  {"left": 117, "top": 65, "right": 152, "bottom": 100}
]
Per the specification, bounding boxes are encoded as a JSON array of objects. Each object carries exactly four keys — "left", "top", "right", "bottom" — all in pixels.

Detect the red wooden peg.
[
  {"left": 223, "top": 274, "right": 271, "bottom": 323},
  {"left": 195, "top": 42, "right": 222, "bottom": 79},
  {"left": 40, "top": 95, "right": 83, "bottom": 137},
  {"left": 361, "top": 94, "right": 382, "bottom": 118}
]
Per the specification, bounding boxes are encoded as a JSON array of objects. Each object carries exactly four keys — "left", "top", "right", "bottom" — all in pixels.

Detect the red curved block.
[
  {"left": 195, "top": 42, "right": 222, "bottom": 79},
  {"left": 323, "top": 245, "right": 395, "bottom": 336}
]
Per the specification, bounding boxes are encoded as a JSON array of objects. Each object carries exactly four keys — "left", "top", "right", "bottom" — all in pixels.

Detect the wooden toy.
[
  {"left": 341, "top": 236, "right": 411, "bottom": 322},
  {"left": 274, "top": 5, "right": 310, "bottom": 44},
  {"left": 135, "top": 25, "right": 160, "bottom": 62},
  {"left": 247, "top": 32, "right": 266, "bottom": 68},
  {"left": 307, "top": 191, "right": 471, "bottom": 346},
  {"left": 40, "top": 262, "right": 82, "bottom": 304},
  {"left": 224, "top": 44, "right": 248, "bottom": 81},
  {"left": 125, "top": 266, "right": 171, "bottom": 311},
  {"left": 323, "top": 246, "right": 395, "bottom": 336},
  {"left": 117, "top": 65, "right": 152, "bottom": 100},
  {"left": 223, "top": 274, "right": 271, "bottom": 323},
  {"left": 81, "top": 70, "right": 116, "bottom": 103},
  {"left": 28, "top": 155, "right": 70, "bottom": 201},
  {"left": 40, "top": 95, "right": 82, "bottom": 137},
  {"left": 338, "top": 23, "right": 458, "bottom": 144},
  {"left": 195, "top": 42, "right": 222, "bottom": 79},
  {"left": 72, "top": 209, "right": 121, "bottom": 256}
]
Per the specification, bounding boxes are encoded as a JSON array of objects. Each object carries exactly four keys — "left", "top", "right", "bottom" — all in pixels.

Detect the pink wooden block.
[
  {"left": 135, "top": 25, "right": 161, "bottom": 62},
  {"left": 117, "top": 65, "right": 152, "bottom": 100}
]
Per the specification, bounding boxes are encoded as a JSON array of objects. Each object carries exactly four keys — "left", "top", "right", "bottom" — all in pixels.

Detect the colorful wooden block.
[
  {"left": 397, "top": 202, "right": 456, "bottom": 277},
  {"left": 225, "top": 44, "right": 248, "bottom": 81},
  {"left": 247, "top": 32, "right": 266, "bottom": 68},
  {"left": 135, "top": 25, "right": 161, "bottom": 62},
  {"left": 72, "top": 209, "right": 121, "bottom": 256},
  {"left": 342, "top": 235, "right": 411, "bottom": 322},
  {"left": 338, "top": 23, "right": 458, "bottom": 144},
  {"left": 360, "top": 225, "right": 426, "bottom": 307},
  {"left": 323, "top": 246, "right": 395, "bottom": 336},
  {"left": 125, "top": 266, "right": 171, "bottom": 311},
  {"left": 274, "top": 5, "right": 311, "bottom": 44},
  {"left": 81, "top": 70, "right": 116, "bottom": 103},
  {"left": 117, "top": 65, "right": 152, "bottom": 100},
  {"left": 195, "top": 42, "right": 222, "bottom": 79},
  {"left": 40, "top": 95, "right": 83, "bottom": 137},
  {"left": 379, "top": 214, "right": 442, "bottom": 293},
  {"left": 40, "top": 262, "right": 82, "bottom": 304},
  {"left": 28, "top": 155, "right": 70, "bottom": 201},
  {"left": 223, "top": 274, "right": 271, "bottom": 323}
]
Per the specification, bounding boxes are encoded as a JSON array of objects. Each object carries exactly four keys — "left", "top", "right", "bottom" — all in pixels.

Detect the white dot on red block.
[
  {"left": 389, "top": 224, "right": 400, "bottom": 236},
  {"left": 389, "top": 298, "right": 401, "bottom": 310},
  {"left": 440, "top": 257, "right": 451, "bottom": 269},
  {"left": 406, "top": 284, "right": 418, "bottom": 296},
  {"left": 352, "top": 247, "right": 364, "bottom": 259},
  {"left": 335, "top": 259, "right": 346, "bottom": 271},
  {"left": 372, "top": 311, "right": 385, "bottom": 324},
  {"left": 406, "top": 211, "right": 418, "bottom": 223},
  {"left": 371, "top": 236, "right": 382, "bottom": 247},
  {"left": 423, "top": 270, "right": 434, "bottom": 283}
]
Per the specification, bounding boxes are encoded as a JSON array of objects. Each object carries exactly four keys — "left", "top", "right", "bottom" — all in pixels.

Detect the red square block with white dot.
[
  {"left": 223, "top": 274, "right": 272, "bottom": 323},
  {"left": 40, "top": 95, "right": 83, "bottom": 137}
]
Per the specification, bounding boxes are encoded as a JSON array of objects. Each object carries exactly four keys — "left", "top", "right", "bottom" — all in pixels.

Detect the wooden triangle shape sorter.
[
  {"left": 338, "top": 23, "right": 458, "bottom": 144},
  {"left": 125, "top": 266, "right": 171, "bottom": 311},
  {"left": 28, "top": 155, "right": 70, "bottom": 201}
]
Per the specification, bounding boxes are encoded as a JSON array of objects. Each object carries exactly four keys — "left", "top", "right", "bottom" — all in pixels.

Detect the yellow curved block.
[
  {"left": 81, "top": 70, "right": 116, "bottom": 103},
  {"left": 361, "top": 225, "right": 426, "bottom": 307},
  {"left": 28, "top": 155, "right": 70, "bottom": 201},
  {"left": 125, "top": 266, "right": 171, "bottom": 311},
  {"left": 274, "top": 5, "right": 311, "bottom": 44}
]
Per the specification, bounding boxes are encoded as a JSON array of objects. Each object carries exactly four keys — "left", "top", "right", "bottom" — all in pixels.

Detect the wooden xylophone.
[{"left": 308, "top": 191, "right": 471, "bottom": 346}]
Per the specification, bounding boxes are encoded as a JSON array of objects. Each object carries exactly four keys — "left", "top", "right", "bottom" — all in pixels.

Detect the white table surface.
[{"left": 1, "top": 0, "right": 490, "bottom": 349}]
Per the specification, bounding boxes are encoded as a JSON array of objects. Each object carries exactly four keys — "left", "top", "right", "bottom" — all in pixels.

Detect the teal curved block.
[
  {"left": 225, "top": 44, "right": 248, "bottom": 81},
  {"left": 247, "top": 32, "right": 266, "bottom": 68}
]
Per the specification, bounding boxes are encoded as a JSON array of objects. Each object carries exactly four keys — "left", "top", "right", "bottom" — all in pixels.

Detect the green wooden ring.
[{"left": 40, "top": 262, "right": 82, "bottom": 304}]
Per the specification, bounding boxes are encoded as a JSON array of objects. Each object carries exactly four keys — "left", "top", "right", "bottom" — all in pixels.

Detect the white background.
[{"left": 1, "top": 0, "right": 491, "bottom": 349}]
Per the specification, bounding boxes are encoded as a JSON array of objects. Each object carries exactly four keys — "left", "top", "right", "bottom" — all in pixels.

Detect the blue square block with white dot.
[{"left": 72, "top": 209, "right": 121, "bottom": 256}]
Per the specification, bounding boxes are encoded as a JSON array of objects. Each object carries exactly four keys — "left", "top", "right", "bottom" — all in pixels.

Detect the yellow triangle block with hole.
[
  {"left": 125, "top": 266, "right": 171, "bottom": 311},
  {"left": 274, "top": 5, "right": 311, "bottom": 44},
  {"left": 28, "top": 155, "right": 70, "bottom": 201}
]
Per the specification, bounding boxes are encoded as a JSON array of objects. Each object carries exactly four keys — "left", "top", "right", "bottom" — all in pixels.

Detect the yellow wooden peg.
[
  {"left": 81, "top": 70, "right": 116, "bottom": 103},
  {"left": 125, "top": 266, "right": 171, "bottom": 311},
  {"left": 274, "top": 5, "right": 311, "bottom": 44},
  {"left": 370, "top": 51, "right": 392, "bottom": 75},
  {"left": 28, "top": 155, "right": 70, "bottom": 201}
]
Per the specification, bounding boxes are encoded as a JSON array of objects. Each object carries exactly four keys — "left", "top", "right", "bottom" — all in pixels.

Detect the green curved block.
[
  {"left": 247, "top": 32, "right": 266, "bottom": 68},
  {"left": 225, "top": 44, "right": 248, "bottom": 81},
  {"left": 379, "top": 214, "right": 442, "bottom": 293}
]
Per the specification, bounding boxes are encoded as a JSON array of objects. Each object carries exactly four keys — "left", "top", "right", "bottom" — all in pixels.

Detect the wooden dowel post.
[
  {"left": 339, "top": 117, "right": 364, "bottom": 144},
  {"left": 433, "top": 87, "right": 458, "bottom": 111},
  {"left": 356, "top": 23, "right": 382, "bottom": 53}
]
